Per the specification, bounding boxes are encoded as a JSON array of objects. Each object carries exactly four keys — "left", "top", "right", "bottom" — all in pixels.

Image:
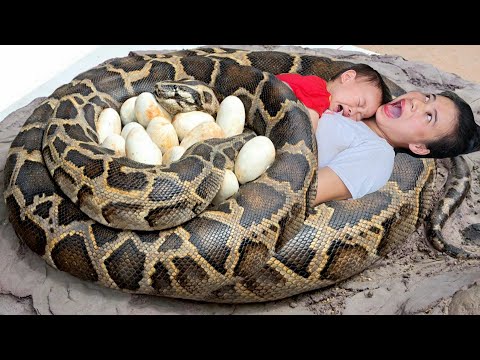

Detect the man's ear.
[
  {"left": 341, "top": 69, "right": 357, "bottom": 83},
  {"left": 409, "top": 143, "right": 431, "bottom": 156}
]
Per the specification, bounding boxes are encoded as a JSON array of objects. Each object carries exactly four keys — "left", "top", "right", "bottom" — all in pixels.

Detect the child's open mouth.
[{"left": 334, "top": 105, "right": 349, "bottom": 117}]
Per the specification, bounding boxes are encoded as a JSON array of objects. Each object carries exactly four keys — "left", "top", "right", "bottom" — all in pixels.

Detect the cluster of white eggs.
[{"left": 97, "top": 92, "right": 276, "bottom": 205}]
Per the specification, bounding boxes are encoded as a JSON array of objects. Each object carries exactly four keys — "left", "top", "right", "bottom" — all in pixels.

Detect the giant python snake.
[{"left": 3, "top": 47, "right": 472, "bottom": 303}]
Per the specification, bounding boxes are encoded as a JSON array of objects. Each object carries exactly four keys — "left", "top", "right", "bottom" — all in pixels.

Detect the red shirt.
[{"left": 276, "top": 73, "right": 331, "bottom": 115}]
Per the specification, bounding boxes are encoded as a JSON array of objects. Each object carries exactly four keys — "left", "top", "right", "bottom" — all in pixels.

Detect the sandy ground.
[
  {"left": 1, "top": 45, "right": 479, "bottom": 315},
  {"left": 357, "top": 46, "right": 480, "bottom": 84}
]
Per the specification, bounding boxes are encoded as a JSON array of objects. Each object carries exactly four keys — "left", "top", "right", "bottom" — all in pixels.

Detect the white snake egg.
[
  {"left": 135, "top": 92, "right": 172, "bottom": 127},
  {"left": 180, "top": 122, "right": 225, "bottom": 150},
  {"left": 172, "top": 111, "right": 215, "bottom": 141},
  {"left": 235, "top": 136, "right": 276, "bottom": 184},
  {"left": 147, "top": 117, "right": 179, "bottom": 154},
  {"left": 120, "top": 96, "right": 138, "bottom": 125},
  {"left": 121, "top": 122, "right": 144, "bottom": 140},
  {"left": 97, "top": 108, "right": 122, "bottom": 144},
  {"left": 101, "top": 134, "right": 126, "bottom": 156},
  {"left": 216, "top": 96, "right": 246, "bottom": 138},
  {"left": 125, "top": 127, "right": 163, "bottom": 165},
  {"left": 212, "top": 170, "right": 239, "bottom": 206},
  {"left": 163, "top": 146, "right": 186, "bottom": 166}
]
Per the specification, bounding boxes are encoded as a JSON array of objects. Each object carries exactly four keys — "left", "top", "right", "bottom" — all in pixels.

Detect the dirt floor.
[
  {"left": 1, "top": 45, "right": 479, "bottom": 315},
  {"left": 357, "top": 45, "right": 480, "bottom": 84}
]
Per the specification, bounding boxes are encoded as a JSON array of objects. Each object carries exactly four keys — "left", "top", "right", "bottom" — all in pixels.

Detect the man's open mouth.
[{"left": 384, "top": 99, "right": 404, "bottom": 118}]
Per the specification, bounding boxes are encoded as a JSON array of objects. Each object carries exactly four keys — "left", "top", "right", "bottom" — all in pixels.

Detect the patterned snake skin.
[{"left": 4, "top": 47, "right": 454, "bottom": 303}]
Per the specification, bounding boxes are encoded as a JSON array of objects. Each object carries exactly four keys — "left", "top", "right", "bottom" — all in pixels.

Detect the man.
[{"left": 314, "top": 90, "right": 480, "bottom": 205}]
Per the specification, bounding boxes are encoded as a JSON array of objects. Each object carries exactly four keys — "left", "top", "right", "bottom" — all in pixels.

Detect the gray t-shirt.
[{"left": 315, "top": 111, "right": 395, "bottom": 199}]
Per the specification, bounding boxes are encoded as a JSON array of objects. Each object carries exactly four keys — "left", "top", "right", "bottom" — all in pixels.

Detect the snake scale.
[{"left": 5, "top": 47, "right": 467, "bottom": 303}]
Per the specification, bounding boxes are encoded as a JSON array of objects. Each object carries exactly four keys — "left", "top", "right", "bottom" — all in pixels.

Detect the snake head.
[{"left": 155, "top": 79, "right": 220, "bottom": 116}]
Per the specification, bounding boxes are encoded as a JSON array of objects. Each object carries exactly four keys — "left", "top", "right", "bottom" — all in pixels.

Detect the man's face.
[
  {"left": 328, "top": 72, "right": 382, "bottom": 121},
  {"left": 375, "top": 91, "right": 457, "bottom": 155}
]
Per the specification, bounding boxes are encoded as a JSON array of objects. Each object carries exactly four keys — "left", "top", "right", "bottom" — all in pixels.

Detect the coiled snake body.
[{"left": 4, "top": 47, "right": 444, "bottom": 303}]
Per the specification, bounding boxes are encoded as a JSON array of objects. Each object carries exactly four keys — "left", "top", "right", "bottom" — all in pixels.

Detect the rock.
[
  {"left": 344, "top": 283, "right": 406, "bottom": 315},
  {"left": 0, "top": 294, "right": 35, "bottom": 315},
  {"left": 449, "top": 285, "right": 480, "bottom": 315},
  {"left": 343, "top": 270, "right": 480, "bottom": 315},
  {"left": 461, "top": 224, "right": 480, "bottom": 245}
]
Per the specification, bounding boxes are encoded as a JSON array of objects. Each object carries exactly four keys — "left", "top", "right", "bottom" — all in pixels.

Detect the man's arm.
[{"left": 314, "top": 167, "right": 352, "bottom": 205}]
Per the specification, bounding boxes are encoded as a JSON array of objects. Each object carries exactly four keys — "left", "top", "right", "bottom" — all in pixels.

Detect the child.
[
  {"left": 277, "top": 64, "right": 392, "bottom": 132},
  {"left": 277, "top": 65, "right": 393, "bottom": 204}
]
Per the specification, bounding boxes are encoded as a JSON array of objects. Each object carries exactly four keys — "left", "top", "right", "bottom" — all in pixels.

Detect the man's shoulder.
[
  {"left": 320, "top": 111, "right": 352, "bottom": 123},
  {"left": 322, "top": 110, "right": 337, "bottom": 116}
]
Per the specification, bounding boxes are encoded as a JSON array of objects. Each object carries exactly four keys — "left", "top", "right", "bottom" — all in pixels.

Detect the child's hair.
[{"left": 330, "top": 64, "right": 392, "bottom": 105}]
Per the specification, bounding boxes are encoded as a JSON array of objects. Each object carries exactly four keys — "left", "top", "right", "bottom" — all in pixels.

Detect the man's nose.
[{"left": 411, "top": 98, "right": 424, "bottom": 112}]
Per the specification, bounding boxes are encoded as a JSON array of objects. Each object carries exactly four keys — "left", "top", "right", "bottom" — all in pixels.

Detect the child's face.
[{"left": 329, "top": 72, "right": 382, "bottom": 121}]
